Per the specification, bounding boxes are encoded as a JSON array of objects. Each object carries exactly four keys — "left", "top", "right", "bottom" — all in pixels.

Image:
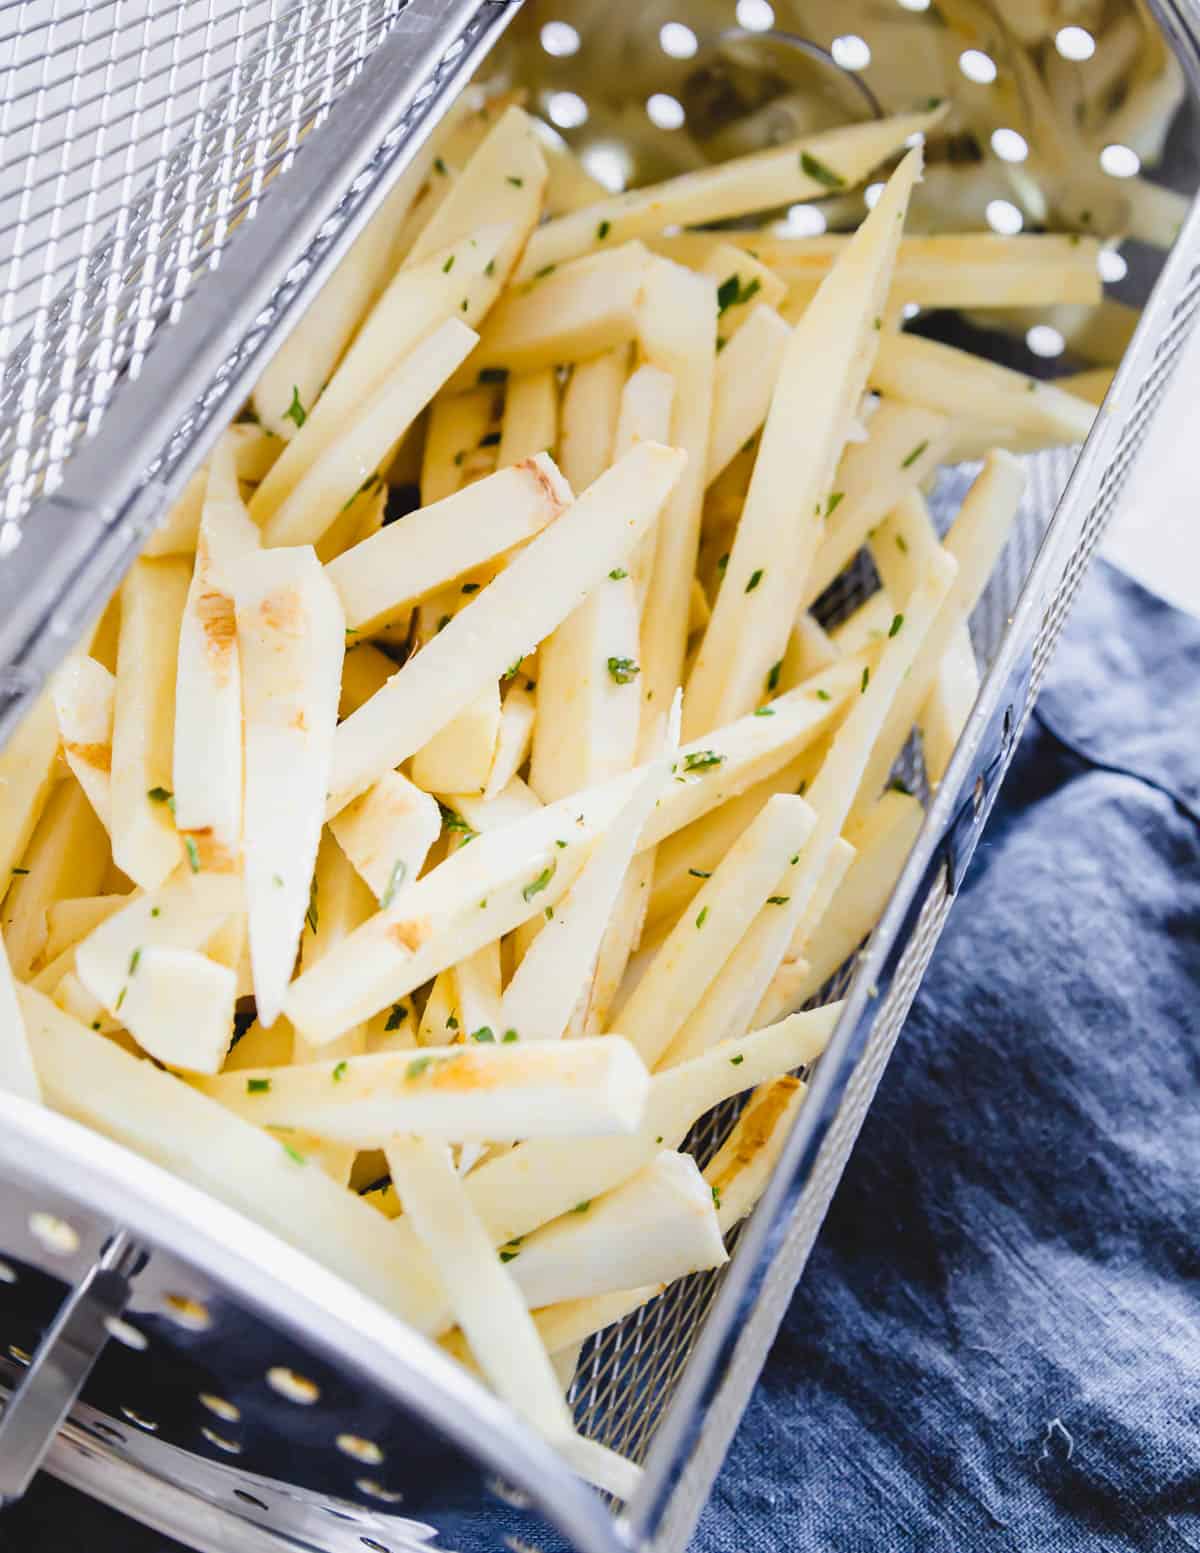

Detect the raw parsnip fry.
[
  {"left": 117, "top": 946, "right": 237, "bottom": 1074},
  {"left": 702, "top": 244, "right": 787, "bottom": 342},
  {"left": 194, "top": 1036, "right": 649, "bottom": 1144},
  {"left": 417, "top": 970, "right": 460, "bottom": 1049},
  {"left": 261, "top": 320, "right": 477, "bottom": 548},
  {"left": 421, "top": 386, "right": 498, "bottom": 506},
  {"left": 173, "top": 436, "right": 259, "bottom": 861},
  {"left": 21, "top": 985, "right": 439, "bottom": 1325},
  {"left": 781, "top": 612, "right": 838, "bottom": 691},
  {"left": 328, "top": 770, "right": 441, "bottom": 905},
  {"left": 853, "top": 452, "right": 1026, "bottom": 815},
  {"left": 411, "top": 684, "right": 503, "bottom": 798},
  {"left": 52, "top": 657, "right": 115, "bottom": 832},
  {"left": 453, "top": 940, "right": 502, "bottom": 1044},
  {"left": 233, "top": 547, "right": 344, "bottom": 1026},
  {"left": 613, "top": 363, "right": 675, "bottom": 613},
  {"left": 757, "top": 789, "right": 925, "bottom": 1021},
  {"left": 327, "top": 443, "right": 685, "bottom": 814},
  {"left": 2, "top": 779, "right": 108, "bottom": 979},
  {"left": 705, "top": 304, "right": 791, "bottom": 487},
  {"left": 514, "top": 109, "right": 948, "bottom": 280},
  {"left": 44, "top": 896, "right": 127, "bottom": 962},
  {"left": 294, "top": 833, "right": 376, "bottom": 1062},
  {"left": 704, "top": 1075, "right": 808, "bottom": 1231},
  {"left": 497, "top": 367, "right": 559, "bottom": 467},
  {"left": 339, "top": 643, "right": 396, "bottom": 719},
  {"left": 405, "top": 106, "right": 548, "bottom": 284},
  {"left": 505, "top": 1150, "right": 726, "bottom": 1309},
  {"left": 142, "top": 467, "right": 207, "bottom": 559},
  {"left": 801, "top": 402, "right": 954, "bottom": 607},
  {"left": 459, "top": 243, "right": 652, "bottom": 380},
  {"left": 1057, "top": 367, "right": 1115, "bottom": 408},
  {"left": 557, "top": 346, "right": 629, "bottom": 490},
  {"left": 0, "top": 691, "right": 60, "bottom": 911},
  {"left": 384, "top": 1134, "right": 575, "bottom": 1447},
  {"left": 253, "top": 230, "right": 508, "bottom": 526},
  {"left": 533, "top": 121, "right": 610, "bottom": 215},
  {"left": 869, "top": 332, "right": 1096, "bottom": 447},
  {"left": 484, "top": 681, "right": 536, "bottom": 800},
  {"left": 830, "top": 591, "right": 896, "bottom": 655},
  {"left": 613, "top": 794, "right": 815, "bottom": 1067},
  {"left": 636, "top": 259, "right": 717, "bottom": 722},
  {"left": 0, "top": 931, "right": 39, "bottom": 1102},
  {"left": 111, "top": 558, "right": 190, "bottom": 889},
  {"left": 501, "top": 756, "right": 669, "bottom": 1043},
  {"left": 684, "top": 149, "right": 922, "bottom": 739},
  {"left": 224, "top": 1016, "right": 293, "bottom": 1071}
]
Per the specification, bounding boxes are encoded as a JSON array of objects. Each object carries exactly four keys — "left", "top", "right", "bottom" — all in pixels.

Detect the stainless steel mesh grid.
[{"left": 1, "top": 0, "right": 1199, "bottom": 1549}]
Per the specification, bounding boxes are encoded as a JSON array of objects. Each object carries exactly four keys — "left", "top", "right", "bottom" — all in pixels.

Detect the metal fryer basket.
[{"left": 2, "top": 1, "right": 1200, "bottom": 1549}]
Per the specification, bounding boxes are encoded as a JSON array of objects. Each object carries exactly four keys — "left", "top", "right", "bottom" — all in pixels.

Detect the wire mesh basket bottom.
[{"left": 2, "top": 0, "right": 1200, "bottom": 1550}]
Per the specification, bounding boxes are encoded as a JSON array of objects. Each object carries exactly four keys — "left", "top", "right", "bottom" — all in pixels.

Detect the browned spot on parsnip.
[
  {"left": 65, "top": 740, "right": 111, "bottom": 772},
  {"left": 390, "top": 916, "right": 431, "bottom": 953}
]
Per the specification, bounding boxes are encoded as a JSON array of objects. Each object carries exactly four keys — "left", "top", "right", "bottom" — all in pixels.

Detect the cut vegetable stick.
[
  {"left": 0, "top": 690, "right": 60, "bottom": 911},
  {"left": 173, "top": 438, "right": 258, "bottom": 859},
  {"left": 853, "top": 452, "right": 1026, "bottom": 815},
  {"left": 233, "top": 547, "right": 344, "bottom": 1026},
  {"left": 497, "top": 368, "right": 559, "bottom": 468},
  {"left": 702, "top": 244, "right": 787, "bottom": 341},
  {"left": 535, "top": 124, "right": 610, "bottom": 216},
  {"left": 453, "top": 939, "right": 502, "bottom": 1045},
  {"left": 684, "top": 149, "right": 922, "bottom": 739},
  {"left": 869, "top": 332, "right": 1096, "bottom": 448},
  {"left": 420, "top": 385, "right": 498, "bottom": 507},
  {"left": 1057, "top": 366, "right": 1114, "bottom": 408},
  {"left": 459, "top": 1006, "right": 840, "bottom": 1250},
  {"left": 253, "top": 230, "right": 509, "bottom": 525},
  {"left": 705, "top": 1074, "right": 808, "bottom": 1232},
  {"left": 328, "top": 770, "right": 441, "bottom": 905},
  {"left": 781, "top": 612, "right": 837, "bottom": 691},
  {"left": 22, "top": 985, "right": 440, "bottom": 1325},
  {"left": 295, "top": 832, "right": 376, "bottom": 1061},
  {"left": 459, "top": 243, "right": 652, "bottom": 380},
  {"left": 757, "top": 788, "right": 925, "bottom": 1020},
  {"left": 829, "top": 591, "right": 895, "bottom": 655},
  {"left": 636, "top": 259, "right": 717, "bottom": 724},
  {"left": 339, "top": 643, "right": 396, "bottom": 719},
  {"left": 801, "top": 403, "right": 953, "bottom": 607},
  {"left": 529, "top": 564, "right": 641, "bottom": 802},
  {"left": 705, "top": 304, "right": 791, "bottom": 487},
  {"left": 365, "top": 996, "right": 418, "bottom": 1054},
  {"left": 252, "top": 143, "right": 440, "bottom": 439},
  {"left": 613, "top": 363, "right": 676, "bottom": 614},
  {"left": 502, "top": 755, "right": 669, "bottom": 1043},
  {"left": 313, "top": 476, "right": 386, "bottom": 567},
  {"left": 531, "top": 1285, "right": 663, "bottom": 1360},
  {"left": 558, "top": 346, "right": 629, "bottom": 491},
  {"left": 647, "top": 750, "right": 813, "bottom": 931},
  {"left": 0, "top": 930, "right": 39, "bottom": 1102},
  {"left": 514, "top": 109, "right": 948, "bottom": 280},
  {"left": 328, "top": 443, "right": 685, "bottom": 814},
  {"left": 224, "top": 1016, "right": 294, "bottom": 1072},
  {"left": 688, "top": 577, "right": 711, "bottom": 638},
  {"left": 115, "top": 945, "right": 236, "bottom": 1075},
  {"left": 111, "top": 558, "right": 190, "bottom": 889},
  {"left": 195, "top": 1036, "right": 649, "bottom": 1144},
  {"left": 383, "top": 1135, "right": 574, "bottom": 1448},
  {"left": 142, "top": 467, "right": 207, "bottom": 559},
  {"left": 228, "top": 422, "right": 281, "bottom": 487},
  {"left": 612, "top": 794, "right": 815, "bottom": 1067},
  {"left": 417, "top": 970, "right": 460, "bottom": 1049},
  {"left": 764, "top": 232, "right": 1104, "bottom": 312},
  {"left": 74, "top": 872, "right": 243, "bottom": 1012},
  {"left": 919, "top": 627, "right": 980, "bottom": 786},
  {"left": 406, "top": 106, "right": 548, "bottom": 284},
  {"left": 52, "top": 657, "right": 115, "bottom": 832},
  {"left": 2, "top": 779, "right": 108, "bottom": 979},
  {"left": 261, "top": 320, "right": 477, "bottom": 549},
  {"left": 506, "top": 1150, "right": 726, "bottom": 1309},
  {"left": 44, "top": 895, "right": 128, "bottom": 962},
  {"left": 484, "top": 681, "right": 536, "bottom": 801},
  {"left": 411, "top": 684, "right": 503, "bottom": 798}
]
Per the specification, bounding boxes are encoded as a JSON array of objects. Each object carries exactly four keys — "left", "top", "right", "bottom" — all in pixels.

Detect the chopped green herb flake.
[
  {"left": 499, "top": 1249, "right": 520, "bottom": 1262},
  {"left": 656, "top": 1135, "right": 664, "bottom": 1145},
  {"left": 150, "top": 907, "right": 161, "bottom": 918},
  {"left": 478, "top": 367, "right": 508, "bottom": 384},
  {"left": 902, "top": 440, "right": 929, "bottom": 469},
  {"left": 766, "top": 896, "right": 790, "bottom": 906},
  {"left": 607, "top": 655, "right": 640, "bottom": 684},
  {"left": 406, "top": 1056, "right": 433, "bottom": 1080},
  {"left": 555, "top": 839, "right": 568, "bottom": 849},
  {"left": 597, "top": 219, "right": 611, "bottom": 240},
  {"left": 184, "top": 836, "right": 201, "bottom": 874},
  {"left": 712, "top": 1184, "right": 722, "bottom": 1209},
  {"left": 10, "top": 868, "right": 28, "bottom": 876},
  {"left": 826, "top": 491, "right": 844, "bottom": 518},
  {"left": 523, "top": 864, "right": 555, "bottom": 902},
  {"left": 128, "top": 948, "right": 141, "bottom": 976},
  {"left": 436, "top": 614, "right": 451, "bottom": 634},
  {"left": 91, "top": 1020, "right": 101, "bottom": 1030},
  {"left": 896, "top": 534, "right": 910, "bottom": 554},
  {"left": 506, "top": 175, "right": 524, "bottom": 187},
  {"left": 442, "top": 255, "right": 455, "bottom": 273},
  {"left": 889, "top": 612, "right": 904, "bottom": 638},
  {"left": 461, "top": 581, "right": 480, "bottom": 594},
  {"left": 861, "top": 666, "right": 871, "bottom": 693},
  {"left": 572, "top": 1200, "right": 591, "bottom": 1213},
  {"left": 767, "top": 659, "right": 783, "bottom": 693},
  {"left": 745, "top": 568, "right": 764, "bottom": 593},
  {"left": 696, "top": 906, "right": 709, "bottom": 929},
  {"left": 306, "top": 877, "right": 319, "bottom": 934},
  {"left": 502, "top": 1028, "right": 519, "bottom": 1043},
  {"left": 682, "top": 749, "right": 724, "bottom": 773},
  {"left": 873, "top": 316, "right": 882, "bottom": 331},
  {"left": 332, "top": 1061, "right": 348, "bottom": 1082},
  {"left": 800, "top": 151, "right": 844, "bottom": 189},
  {"left": 471, "top": 1026, "right": 495, "bottom": 1043},
  {"left": 484, "top": 258, "right": 495, "bottom": 277},
  {"left": 247, "top": 1077, "right": 271, "bottom": 1094},
  {"left": 434, "top": 156, "right": 448, "bottom": 175},
  {"left": 534, "top": 263, "right": 556, "bottom": 280},
  {"left": 380, "top": 858, "right": 408, "bottom": 910},
  {"left": 446, "top": 1015, "right": 459, "bottom": 1031},
  {"left": 282, "top": 1143, "right": 306, "bottom": 1166},
  {"left": 730, "top": 1054, "right": 744, "bottom": 1066},
  {"left": 608, "top": 567, "right": 628, "bottom": 580},
  {"left": 284, "top": 386, "right": 307, "bottom": 428},
  {"left": 890, "top": 778, "right": 914, "bottom": 795},
  {"left": 384, "top": 1003, "right": 408, "bottom": 1032},
  {"left": 754, "top": 706, "right": 775, "bottom": 717},
  {"left": 717, "top": 552, "right": 730, "bottom": 575},
  {"left": 480, "top": 432, "right": 501, "bottom": 447},
  {"left": 816, "top": 689, "right": 832, "bottom": 702},
  {"left": 147, "top": 786, "right": 173, "bottom": 804},
  {"left": 544, "top": 905, "right": 554, "bottom": 921},
  {"left": 115, "top": 986, "right": 126, "bottom": 1012},
  {"left": 688, "top": 868, "right": 712, "bottom": 879},
  {"left": 502, "top": 657, "right": 523, "bottom": 680}
]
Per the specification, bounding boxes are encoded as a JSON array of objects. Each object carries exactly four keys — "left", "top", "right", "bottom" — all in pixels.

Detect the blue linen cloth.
[
  {"left": 697, "top": 558, "right": 1200, "bottom": 1552},
  {"left": 2, "top": 558, "right": 1197, "bottom": 1552}
]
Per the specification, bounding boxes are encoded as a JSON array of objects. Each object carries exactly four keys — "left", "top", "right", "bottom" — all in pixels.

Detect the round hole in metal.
[
  {"left": 103, "top": 1316, "right": 147, "bottom": 1351},
  {"left": 28, "top": 1211, "right": 79, "bottom": 1257},
  {"left": 201, "top": 1427, "right": 242, "bottom": 1454},
  {"left": 7, "top": 1343, "right": 31, "bottom": 1366},
  {"left": 199, "top": 1393, "right": 241, "bottom": 1424},
  {"left": 120, "top": 1406, "right": 158, "bottom": 1432},
  {"left": 233, "top": 1489, "right": 270, "bottom": 1511},
  {"left": 0, "top": 1260, "right": 17, "bottom": 1284},
  {"left": 356, "top": 1479, "right": 403, "bottom": 1504},
  {"left": 336, "top": 1433, "right": 384, "bottom": 1465},
  {"left": 360, "top": 1539, "right": 391, "bottom": 1553},
  {"left": 266, "top": 1366, "right": 320, "bottom": 1404},
  {"left": 162, "top": 1293, "right": 212, "bottom": 1331}
]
